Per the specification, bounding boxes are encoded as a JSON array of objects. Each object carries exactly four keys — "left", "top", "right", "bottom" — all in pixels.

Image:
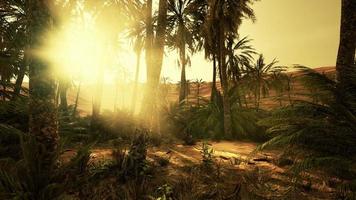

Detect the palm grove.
[{"left": 0, "top": 0, "right": 356, "bottom": 199}]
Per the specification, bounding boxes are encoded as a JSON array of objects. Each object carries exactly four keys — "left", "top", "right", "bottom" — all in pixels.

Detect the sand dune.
[{"left": 17, "top": 66, "right": 336, "bottom": 115}]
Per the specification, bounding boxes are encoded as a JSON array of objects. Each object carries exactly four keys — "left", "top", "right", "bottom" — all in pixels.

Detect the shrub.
[
  {"left": 163, "top": 102, "right": 267, "bottom": 141},
  {"left": 200, "top": 141, "right": 214, "bottom": 170},
  {"left": 0, "top": 135, "right": 91, "bottom": 199}
]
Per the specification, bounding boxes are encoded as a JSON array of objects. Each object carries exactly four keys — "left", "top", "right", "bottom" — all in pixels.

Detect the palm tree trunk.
[
  {"left": 58, "top": 78, "right": 68, "bottom": 111},
  {"left": 287, "top": 77, "right": 293, "bottom": 106},
  {"left": 256, "top": 84, "right": 261, "bottom": 111},
  {"left": 113, "top": 78, "right": 119, "bottom": 112},
  {"left": 218, "top": 23, "right": 232, "bottom": 138},
  {"left": 130, "top": 51, "right": 141, "bottom": 114},
  {"left": 142, "top": 0, "right": 167, "bottom": 131},
  {"left": 197, "top": 83, "right": 200, "bottom": 107},
  {"left": 179, "top": 61, "right": 187, "bottom": 103},
  {"left": 152, "top": 0, "right": 167, "bottom": 82},
  {"left": 72, "top": 80, "right": 81, "bottom": 117},
  {"left": 211, "top": 54, "right": 217, "bottom": 102},
  {"left": 13, "top": 68, "right": 25, "bottom": 97},
  {"left": 28, "top": 0, "right": 58, "bottom": 169},
  {"left": 91, "top": 65, "right": 104, "bottom": 127},
  {"left": 13, "top": 51, "right": 27, "bottom": 98},
  {"left": 179, "top": 34, "right": 187, "bottom": 103},
  {"left": 1, "top": 77, "right": 6, "bottom": 100},
  {"left": 336, "top": 0, "right": 356, "bottom": 113},
  {"left": 141, "top": 0, "right": 153, "bottom": 117},
  {"left": 254, "top": 87, "right": 258, "bottom": 111}
]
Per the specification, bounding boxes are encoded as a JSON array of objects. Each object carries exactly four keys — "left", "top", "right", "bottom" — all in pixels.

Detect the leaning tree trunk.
[
  {"left": 336, "top": 0, "right": 356, "bottom": 114},
  {"left": 27, "top": 0, "right": 58, "bottom": 169},
  {"left": 218, "top": 23, "right": 232, "bottom": 138}
]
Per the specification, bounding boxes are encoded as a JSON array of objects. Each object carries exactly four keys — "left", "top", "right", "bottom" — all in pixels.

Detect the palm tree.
[
  {"left": 72, "top": 80, "right": 81, "bottom": 117},
  {"left": 270, "top": 71, "right": 286, "bottom": 106},
  {"left": 127, "top": 0, "right": 146, "bottom": 114},
  {"left": 58, "top": 77, "right": 70, "bottom": 111},
  {"left": 226, "top": 36, "right": 256, "bottom": 84},
  {"left": 226, "top": 36, "right": 256, "bottom": 107},
  {"left": 336, "top": 0, "right": 356, "bottom": 114},
  {"left": 0, "top": 0, "right": 77, "bottom": 100},
  {"left": 166, "top": 0, "right": 197, "bottom": 104},
  {"left": 87, "top": 1, "right": 125, "bottom": 126},
  {"left": 130, "top": 37, "right": 144, "bottom": 114},
  {"left": 141, "top": 0, "right": 154, "bottom": 118},
  {"left": 285, "top": 73, "right": 294, "bottom": 106},
  {"left": 245, "top": 54, "right": 279, "bottom": 111},
  {"left": 195, "top": 78, "right": 204, "bottom": 106},
  {"left": 27, "top": 0, "right": 58, "bottom": 169},
  {"left": 141, "top": 0, "right": 168, "bottom": 130},
  {"left": 204, "top": 0, "right": 256, "bottom": 137},
  {"left": 0, "top": 0, "right": 28, "bottom": 99}
]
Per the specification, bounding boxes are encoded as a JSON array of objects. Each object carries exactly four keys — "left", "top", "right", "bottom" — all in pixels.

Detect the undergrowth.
[{"left": 258, "top": 67, "right": 356, "bottom": 182}]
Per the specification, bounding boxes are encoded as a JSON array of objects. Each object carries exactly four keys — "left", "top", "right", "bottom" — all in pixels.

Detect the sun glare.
[{"left": 40, "top": 11, "right": 136, "bottom": 84}]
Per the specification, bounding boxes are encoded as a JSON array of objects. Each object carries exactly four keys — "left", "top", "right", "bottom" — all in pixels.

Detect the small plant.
[
  {"left": 200, "top": 141, "right": 214, "bottom": 169},
  {"left": 112, "top": 146, "right": 127, "bottom": 170},
  {"left": 155, "top": 184, "right": 174, "bottom": 200},
  {"left": 334, "top": 181, "right": 356, "bottom": 200},
  {"left": 120, "top": 130, "right": 149, "bottom": 181},
  {"left": 156, "top": 156, "right": 170, "bottom": 167}
]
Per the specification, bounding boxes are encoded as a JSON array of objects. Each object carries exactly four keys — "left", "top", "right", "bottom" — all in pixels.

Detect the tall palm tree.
[
  {"left": 226, "top": 36, "right": 256, "bottom": 107},
  {"left": 226, "top": 36, "right": 256, "bottom": 84},
  {"left": 131, "top": 37, "right": 144, "bottom": 114},
  {"left": 141, "top": 0, "right": 168, "bottom": 130},
  {"left": 204, "top": 0, "right": 256, "bottom": 137},
  {"left": 72, "top": 80, "right": 81, "bottom": 117},
  {"left": 270, "top": 71, "right": 286, "bottom": 106},
  {"left": 336, "top": 0, "right": 356, "bottom": 114},
  {"left": 195, "top": 78, "right": 204, "bottom": 106},
  {"left": 245, "top": 54, "right": 279, "bottom": 110},
  {"left": 127, "top": 0, "right": 146, "bottom": 114},
  {"left": 166, "top": 0, "right": 197, "bottom": 103},
  {"left": 141, "top": 0, "right": 154, "bottom": 118},
  {"left": 27, "top": 0, "right": 58, "bottom": 169},
  {"left": 0, "top": 0, "right": 77, "bottom": 100},
  {"left": 87, "top": 0, "right": 125, "bottom": 126}
]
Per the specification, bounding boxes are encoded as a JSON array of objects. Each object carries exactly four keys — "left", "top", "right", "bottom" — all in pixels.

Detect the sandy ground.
[{"left": 62, "top": 140, "right": 335, "bottom": 199}]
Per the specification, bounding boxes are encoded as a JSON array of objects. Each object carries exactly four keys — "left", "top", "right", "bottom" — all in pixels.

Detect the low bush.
[
  {"left": 163, "top": 101, "right": 267, "bottom": 141},
  {"left": 0, "top": 135, "right": 92, "bottom": 199}
]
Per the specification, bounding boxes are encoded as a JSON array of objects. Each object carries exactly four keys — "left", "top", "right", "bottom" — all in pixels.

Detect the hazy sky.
[{"left": 159, "top": 0, "right": 341, "bottom": 82}]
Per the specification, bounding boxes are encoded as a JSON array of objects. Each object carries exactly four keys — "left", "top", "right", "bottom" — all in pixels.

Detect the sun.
[
  {"left": 41, "top": 15, "right": 100, "bottom": 82},
  {"left": 40, "top": 11, "right": 137, "bottom": 84}
]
